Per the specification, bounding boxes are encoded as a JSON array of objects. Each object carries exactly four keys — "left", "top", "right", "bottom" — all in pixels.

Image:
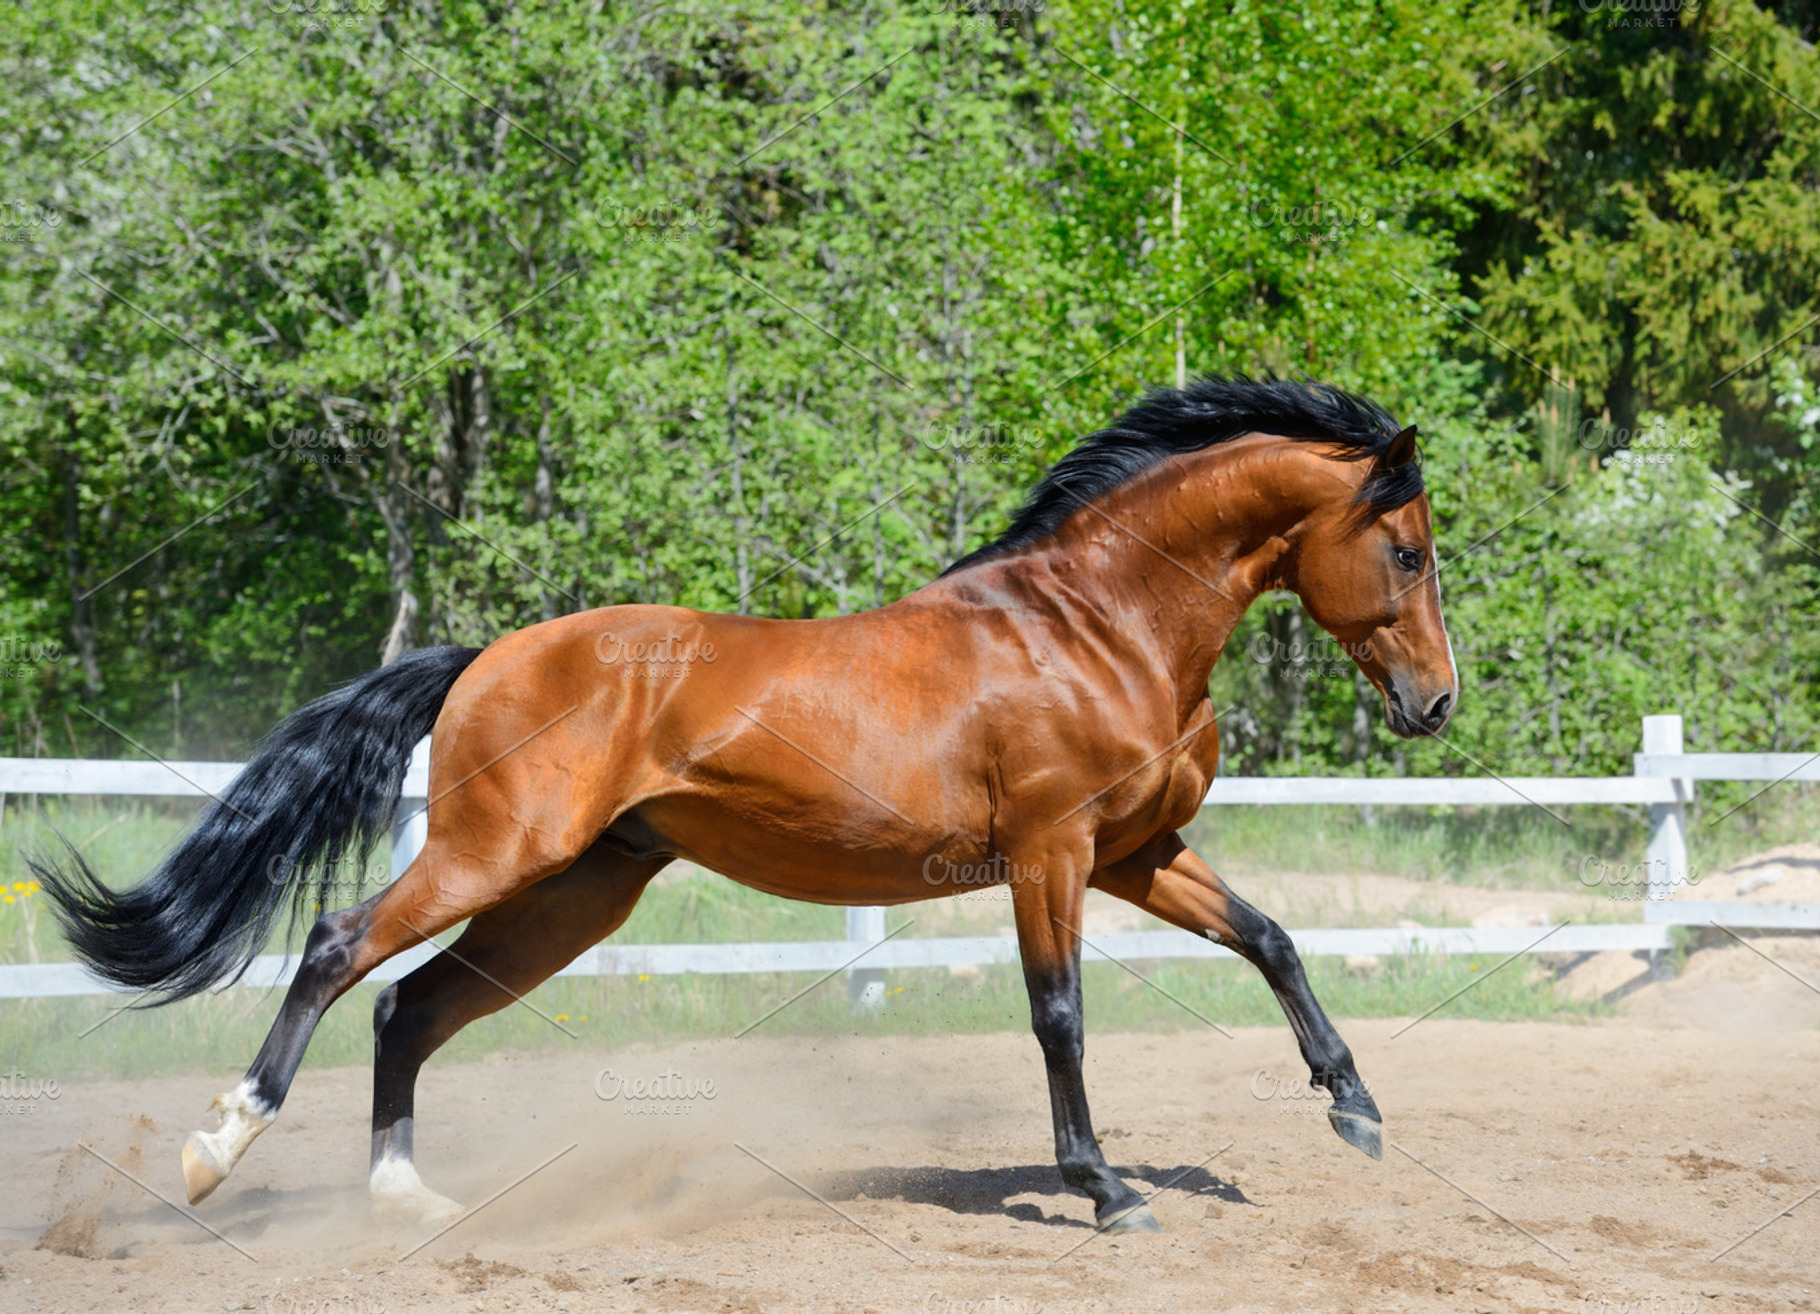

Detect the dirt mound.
[
  {"left": 1676, "top": 842, "right": 1820, "bottom": 903},
  {"left": 36, "top": 1113, "right": 159, "bottom": 1259}
]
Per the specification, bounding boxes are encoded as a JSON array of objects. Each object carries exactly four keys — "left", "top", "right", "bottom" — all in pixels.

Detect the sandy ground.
[
  {"left": 6, "top": 1015, "right": 1820, "bottom": 1313},
  {"left": 751, "top": 867, "right": 1621, "bottom": 940},
  {"left": 6, "top": 848, "right": 1820, "bottom": 1313}
]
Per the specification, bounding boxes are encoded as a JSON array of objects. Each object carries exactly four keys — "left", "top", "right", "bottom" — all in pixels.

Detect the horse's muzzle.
[{"left": 1385, "top": 684, "right": 1453, "bottom": 739}]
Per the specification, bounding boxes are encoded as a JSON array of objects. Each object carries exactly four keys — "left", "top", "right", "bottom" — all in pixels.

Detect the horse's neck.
[{"left": 1007, "top": 440, "right": 1329, "bottom": 713}]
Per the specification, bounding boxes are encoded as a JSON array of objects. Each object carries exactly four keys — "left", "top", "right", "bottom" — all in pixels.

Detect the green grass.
[
  {"left": 1, "top": 796, "right": 199, "bottom": 964},
  {"left": 4, "top": 952, "right": 1606, "bottom": 1084},
  {"left": 6, "top": 781, "right": 1815, "bottom": 1082},
  {"left": 616, "top": 868, "right": 843, "bottom": 943},
  {"left": 1182, "top": 783, "right": 1820, "bottom": 894},
  {"left": 1186, "top": 800, "right": 1608, "bottom": 891},
  {"left": 0, "top": 796, "right": 844, "bottom": 965}
]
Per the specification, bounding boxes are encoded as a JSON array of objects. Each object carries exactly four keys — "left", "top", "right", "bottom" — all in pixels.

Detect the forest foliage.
[{"left": 1, "top": 0, "right": 1816, "bottom": 774}]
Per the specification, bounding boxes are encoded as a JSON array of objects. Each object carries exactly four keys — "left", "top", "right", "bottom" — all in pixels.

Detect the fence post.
[
  {"left": 1639, "top": 714, "right": 1690, "bottom": 926},
  {"left": 390, "top": 737, "right": 432, "bottom": 884},
  {"left": 846, "top": 904, "right": 887, "bottom": 1011}
]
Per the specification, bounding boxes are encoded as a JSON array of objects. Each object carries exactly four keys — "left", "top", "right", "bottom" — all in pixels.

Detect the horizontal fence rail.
[
  {"left": 1632, "top": 753, "right": 1820, "bottom": 783},
  {"left": 0, "top": 924, "right": 1680, "bottom": 1000},
  {"left": 1203, "top": 776, "right": 1680, "bottom": 806},
  {"left": 0, "top": 762, "right": 1694, "bottom": 807},
  {"left": 0, "top": 756, "right": 430, "bottom": 797},
  {"left": 0, "top": 713, "right": 1814, "bottom": 999}
]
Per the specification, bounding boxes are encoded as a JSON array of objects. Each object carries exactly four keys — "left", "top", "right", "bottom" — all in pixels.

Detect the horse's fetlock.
[{"left": 1309, "top": 1056, "right": 1356, "bottom": 1091}]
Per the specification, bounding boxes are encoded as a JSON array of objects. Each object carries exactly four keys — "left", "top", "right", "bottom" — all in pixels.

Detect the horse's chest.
[{"left": 1100, "top": 732, "right": 1217, "bottom": 839}]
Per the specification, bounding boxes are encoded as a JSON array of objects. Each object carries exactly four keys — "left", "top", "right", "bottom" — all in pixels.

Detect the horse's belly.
[{"left": 610, "top": 796, "right": 991, "bottom": 907}]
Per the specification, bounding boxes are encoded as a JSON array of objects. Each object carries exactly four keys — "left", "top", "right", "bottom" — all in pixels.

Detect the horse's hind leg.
[
  {"left": 368, "top": 843, "right": 665, "bottom": 1223},
  {"left": 1093, "top": 832, "right": 1383, "bottom": 1159},
  {"left": 181, "top": 895, "right": 385, "bottom": 1204},
  {"left": 181, "top": 833, "right": 586, "bottom": 1205}
]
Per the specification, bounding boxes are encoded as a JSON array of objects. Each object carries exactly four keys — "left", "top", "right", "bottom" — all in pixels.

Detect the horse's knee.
[
  {"left": 1028, "top": 985, "right": 1084, "bottom": 1060},
  {"left": 1226, "top": 900, "right": 1301, "bottom": 976},
  {"left": 1247, "top": 912, "right": 1295, "bottom": 970}
]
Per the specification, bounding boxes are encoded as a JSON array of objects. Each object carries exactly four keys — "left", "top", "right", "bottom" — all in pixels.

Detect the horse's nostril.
[{"left": 1424, "top": 692, "right": 1452, "bottom": 727}]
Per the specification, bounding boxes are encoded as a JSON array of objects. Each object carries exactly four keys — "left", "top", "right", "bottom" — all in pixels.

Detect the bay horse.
[{"left": 37, "top": 376, "right": 1456, "bottom": 1234}]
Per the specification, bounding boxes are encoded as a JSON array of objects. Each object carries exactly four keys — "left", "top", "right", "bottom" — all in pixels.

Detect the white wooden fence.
[{"left": 0, "top": 713, "right": 1814, "bottom": 1000}]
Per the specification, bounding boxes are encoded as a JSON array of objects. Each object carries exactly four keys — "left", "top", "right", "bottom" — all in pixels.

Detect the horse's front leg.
[
  {"left": 1093, "top": 832, "right": 1383, "bottom": 1159},
  {"left": 1009, "top": 843, "right": 1161, "bottom": 1233}
]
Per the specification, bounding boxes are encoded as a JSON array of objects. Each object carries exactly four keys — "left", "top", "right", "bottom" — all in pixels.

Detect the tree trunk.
[
  {"left": 725, "top": 318, "right": 753, "bottom": 612},
  {"left": 378, "top": 440, "right": 418, "bottom": 666},
  {"left": 534, "top": 395, "right": 559, "bottom": 622},
  {"left": 60, "top": 432, "right": 101, "bottom": 699}
]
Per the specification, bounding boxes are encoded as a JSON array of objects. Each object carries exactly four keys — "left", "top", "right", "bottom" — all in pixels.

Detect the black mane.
[{"left": 942, "top": 375, "right": 1421, "bottom": 575}]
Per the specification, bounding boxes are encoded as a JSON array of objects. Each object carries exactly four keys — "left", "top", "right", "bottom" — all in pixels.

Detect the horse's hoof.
[
  {"left": 181, "top": 1082, "right": 275, "bottom": 1203},
  {"left": 372, "top": 1192, "right": 465, "bottom": 1228},
  {"left": 1328, "top": 1108, "right": 1383, "bottom": 1160},
  {"left": 370, "top": 1156, "right": 466, "bottom": 1227},
  {"left": 181, "top": 1133, "right": 228, "bottom": 1205},
  {"left": 1097, "top": 1202, "right": 1163, "bottom": 1233}
]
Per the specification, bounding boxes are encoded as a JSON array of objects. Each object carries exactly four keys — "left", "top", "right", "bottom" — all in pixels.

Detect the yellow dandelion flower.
[
  {"left": 555, "top": 1014, "right": 571, "bottom": 1022},
  {"left": 637, "top": 973, "right": 650, "bottom": 982}
]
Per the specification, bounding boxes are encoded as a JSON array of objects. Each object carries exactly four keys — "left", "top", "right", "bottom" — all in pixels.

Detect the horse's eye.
[{"left": 1395, "top": 547, "right": 1423, "bottom": 572}]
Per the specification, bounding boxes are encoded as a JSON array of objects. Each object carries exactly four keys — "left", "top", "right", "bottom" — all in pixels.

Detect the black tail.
[{"left": 32, "top": 645, "right": 483, "bottom": 1002}]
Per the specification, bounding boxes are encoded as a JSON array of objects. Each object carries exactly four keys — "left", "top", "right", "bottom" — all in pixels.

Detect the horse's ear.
[{"left": 1384, "top": 424, "right": 1420, "bottom": 468}]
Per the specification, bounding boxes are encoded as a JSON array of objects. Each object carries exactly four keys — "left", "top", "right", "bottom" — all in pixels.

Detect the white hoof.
[
  {"left": 370, "top": 1156, "right": 465, "bottom": 1226},
  {"left": 182, "top": 1082, "right": 275, "bottom": 1204}
]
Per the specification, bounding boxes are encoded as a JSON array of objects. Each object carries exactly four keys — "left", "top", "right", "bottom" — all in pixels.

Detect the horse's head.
[{"left": 1282, "top": 425, "right": 1458, "bottom": 738}]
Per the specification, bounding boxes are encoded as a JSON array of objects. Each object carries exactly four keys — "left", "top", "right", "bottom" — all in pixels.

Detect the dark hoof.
[
  {"left": 1096, "top": 1202, "right": 1163, "bottom": 1233},
  {"left": 1328, "top": 1108, "right": 1383, "bottom": 1160}
]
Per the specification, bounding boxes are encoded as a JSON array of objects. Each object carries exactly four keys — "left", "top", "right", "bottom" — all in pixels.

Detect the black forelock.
[{"left": 941, "top": 374, "right": 1422, "bottom": 576}]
